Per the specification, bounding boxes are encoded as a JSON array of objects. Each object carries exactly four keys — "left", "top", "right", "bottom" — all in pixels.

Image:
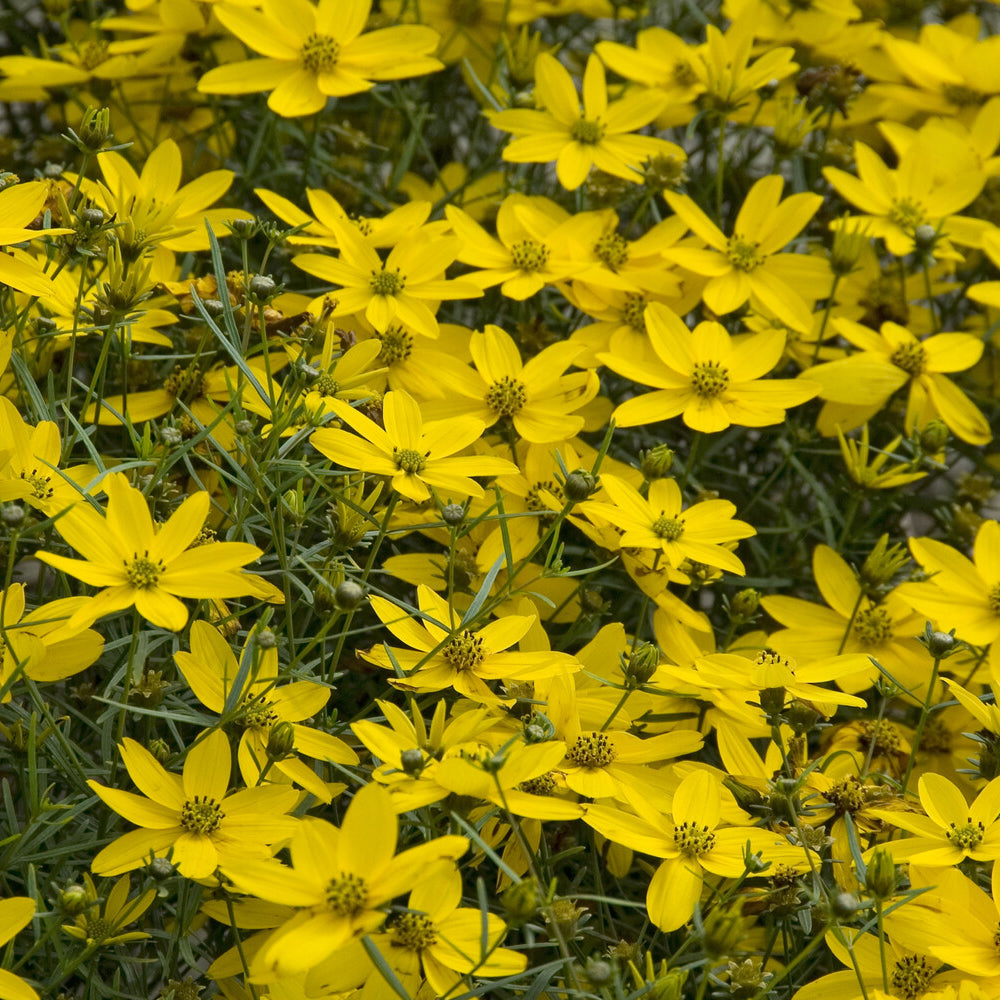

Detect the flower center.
[
  {"left": 370, "top": 267, "right": 406, "bottom": 296},
  {"left": 485, "top": 375, "right": 528, "bottom": 418},
  {"left": 393, "top": 448, "right": 426, "bottom": 474},
  {"left": 441, "top": 630, "right": 486, "bottom": 671},
  {"left": 859, "top": 718, "right": 902, "bottom": 756},
  {"left": 566, "top": 732, "right": 617, "bottom": 768},
  {"left": 890, "top": 341, "right": 927, "bottom": 375},
  {"left": 726, "top": 234, "right": 762, "bottom": 271},
  {"left": 989, "top": 583, "right": 1000, "bottom": 616},
  {"left": 78, "top": 40, "right": 110, "bottom": 71},
  {"left": 180, "top": 795, "right": 224, "bottom": 834},
  {"left": 942, "top": 83, "right": 982, "bottom": 107},
  {"left": 378, "top": 327, "right": 413, "bottom": 365},
  {"left": 852, "top": 606, "right": 892, "bottom": 647},
  {"left": 691, "top": 362, "right": 730, "bottom": 398},
  {"left": 889, "top": 955, "right": 935, "bottom": 999},
  {"left": 20, "top": 468, "right": 54, "bottom": 500},
  {"left": 824, "top": 775, "right": 868, "bottom": 815},
  {"left": 525, "top": 479, "right": 565, "bottom": 513},
  {"left": 888, "top": 198, "right": 926, "bottom": 231},
  {"left": 448, "top": 0, "right": 483, "bottom": 25},
  {"left": 595, "top": 232, "right": 629, "bottom": 269},
  {"left": 652, "top": 513, "right": 685, "bottom": 540},
  {"left": 946, "top": 819, "right": 985, "bottom": 851},
  {"left": 84, "top": 916, "right": 111, "bottom": 942},
  {"left": 571, "top": 117, "right": 606, "bottom": 144},
  {"left": 510, "top": 239, "right": 550, "bottom": 273},
  {"left": 673, "top": 59, "right": 697, "bottom": 86},
  {"left": 623, "top": 293, "right": 647, "bottom": 333},
  {"left": 163, "top": 364, "right": 205, "bottom": 399},
  {"left": 389, "top": 912, "right": 437, "bottom": 950},
  {"left": 325, "top": 872, "right": 369, "bottom": 916},
  {"left": 314, "top": 374, "right": 340, "bottom": 397},
  {"left": 519, "top": 773, "right": 557, "bottom": 796},
  {"left": 124, "top": 553, "right": 165, "bottom": 589},
  {"left": 673, "top": 820, "right": 716, "bottom": 857},
  {"left": 300, "top": 32, "right": 341, "bottom": 74},
  {"left": 239, "top": 698, "right": 279, "bottom": 730}
]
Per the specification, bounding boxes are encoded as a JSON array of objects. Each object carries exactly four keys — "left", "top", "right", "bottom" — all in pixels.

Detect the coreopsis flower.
[
  {"left": 580, "top": 474, "right": 755, "bottom": 575},
  {"left": 665, "top": 175, "right": 827, "bottom": 330},
  {"left": 444, "top": 195, "right": 584, "bottom": 300},
  {"left": 62, "top": 874, "right": 156, "bottom": 947},
  {"left": 806, "top": 318, "right": 990, "bottom": 445},
  {"left": 599, "top": 303, "right": 818, "bottom": 431},
  {"left": 823, "top": 134, "right": 986, "bottom": 258},
  {"left": 174, "top": 621, "right": 358, "bottom": 803},
  {"left": 0, "top": 180, "right": 72, "bottom": 296},
  {"left": 304, "top": 863, "right": 526, "bottom": 998},
  {"left": 362, "top": 584, "right": 580, "bottom": 704},
  {"left": 762, "top": 544, "right": 930, "bottom": 696},
  {"left": 198, "top": 0, "right": 443, "bottom": 117},
  {"left": 584, "top": 769, "right": 803, "bottom": 932},
  {"left": 421, "top": 325, "right": 597, "bottom": 443},
  {"left": 872, "top": 773, "right": 1000, "bottom": 866},
  {"left": 895, "top": 519, "right": 1000, "bottom": 660},
  {"left": 221, "top": 784, "right": 468, "bottom": 977},
  {"left": 88, "top": 729, "right": 299, "bottom": 879},
  {"left": 488, "top": 52, "right": 681, "bottom": 190},
  {"left": 0, "top": 897, "right": 38, "bottom": 1000},
  {"left": 293, "top": 216, "right": 481, "bottom": 338},
  {"left": 37, "top": 473, "right": 279, "bottom": 632},
  {"left": 310, "top": 390, "right": 518, "bottom": 503},
  {"left": 0, "top": 586, "right": 103, "bottom": 699}
]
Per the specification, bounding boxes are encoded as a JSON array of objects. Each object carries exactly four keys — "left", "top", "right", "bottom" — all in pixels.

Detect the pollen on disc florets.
[
  {"left": 486, "top": 375, "right": 528, "bottom": 418},
  {"left": 691, "top": 362, "right": 730, "bottom": 399},
  {"left": 511, "top": 240, "right": 550, "bottom": 273},
  {"left": 888, "top": 197, "right": 926, "bottom": 231},
  {"left": 566, "top": 732, "right": 617, "bottom": 768},
  {"left": 20, "top": 468, "right": 54, "bottom": 500},
  {"left": 889, "top": 955, "right": 935, "bottom": 999},
  {"left": 571, "top": 118, "right": 606, "bottom": 144},
  {"left": 859, "top": 718, "right": 902, "bottom": 756},
  {"left": 300, "top": 32, "right": 341, "bottom": 74},
  {"left": 595, "top": 232, "right": 629, "bottom": 269},
  {"left": 370, "top": 267, "right": 406, "bottom": 296},
  {"left": 946, "top": 819, "right": 985, "bottom": 851},
  {"left": 378, "top": 327, "right": 413, "bottom": 365},
  {"left": 393, "top": 448, "right": 427, "bottom": 474},
  {"left": 125, "top": 552, "right": 165, "bottom": 588},
  {"left": 726, "top": 235, "right": 763, "bottom": 271},
  {"left": 852, "top": 606, "right": 892, "bottom": 646},
  {"left": 389, "top": 912, "right": 437, "bottom": 950},
  {"left": 989, "top": 583, "right": 1000, "bottom": 617},
  {"left": 164, "top": 364, "right": 206, "bottom": 399},
  {"left": 325, "top": 872, "right": 369, "bottom": 916},
  {"left": 673, "top": 820, "right": 716, "bottom": 857},
  {"left": 651, "top": 513, "right": 685, "bottom": 541},
  {"left": 313, "top": 374, "right": 340, "bottom": 397},
  {"left": 180, "top": 795, "right": 224, "bottom": 835},
  {"left": 623, "top": 293, "right": 648, "bottom": 333},
  {"left": 441, "top": 630, "right": 486, "bottom": 671},
  {"left": 890, "top": 341, "right": 927, "bottom": 375}
]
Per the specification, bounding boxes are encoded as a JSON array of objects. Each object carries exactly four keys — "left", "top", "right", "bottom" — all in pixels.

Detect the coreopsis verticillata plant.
[
  {"left": 222, "top": 784, "right": 468, "bottom": 977},
  {"left": 88, "top": 729, "right": 300, "bottom": 878},
  {"left": 580, "top": 474, "right": 755, "bottom": 574},
  {"left": 310, "top": 390, "right": 518, "bottom": 503},
  {"left": 36, "top": 473, "right": 281, "bottom": 632},
  {"left": 805, "top": 318, "right": 991, "bottom": 445},
  {"left": 198, "top": 0, "right": 443, "bottom": 116},
  {"left": 599, "top": 302, "right": 819, "bottom": 431},
  {"left": 487, "top": 53, "right": 682, "bottom": 190},
  {"left": 665, "top": 174, "right": 827, "bottom": 330},
  {"left": 174, "top": 620, "right": 358, "bottom": 802}
]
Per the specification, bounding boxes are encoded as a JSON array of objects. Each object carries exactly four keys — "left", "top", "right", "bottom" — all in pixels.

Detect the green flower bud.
[
  {"left": 59, "top": 885, "right": 91, "bottom": 915},
  {"left": 623, "top": 641, "right": 660, "bottom": 687},
  {"left": 266, "top": 722, "right": 296, "bottom": 761},
  {"left": 502, "top": 878, "right": 540, "bottom": 927},
  {"left": 335, "top": 580, "right": 365, "bottom": 610},
  {"left": 639, "top": 444, "right": 674, "bottom": 480},
  {"left": 584, "top": 959, "right": 612, "bottom": 986},
  {"left": 731, "top": 587, "right": 760, "bottom": 619},
  {"left": 831, "top": 892, "right": 860, "bottom": 918},
  {"left": 441, "top": 503, "right": 465, "bottom": 525},
  {"left": 400, "top": 748, "right": 424, "bottom": 775},
  {"left": 919, "top": 419, "right": 948, "bottom": 453},
  {"left": 865, "top": 847, "right": 897, "bottom": 900},
  {"left": 562, "top": 469, "right": 597, "bottom": 502}
]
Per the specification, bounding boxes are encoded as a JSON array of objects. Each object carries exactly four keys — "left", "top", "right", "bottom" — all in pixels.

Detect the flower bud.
[
  {"left": 77, "top": 106, "right": 113, "bottom": 152},
  {"left": 148, "top": 857, "right": 176, "bottom": 879},
  {"left": 441, "top": 503, "right": 465, "bottom": 525},
  {"left": 562, "top": 469, "right": 597, "bottom": 502},
  {"left": 919, "top": 623, "right": 961, "bottom": 659},
  {"left": 731, "top": 587, "right": 760, "bottom": 619},
  {"left": 502, "top": 878, "right": 540, "bottom": 927},
  {"left": 148, "top": 738, "right": 171, "bottom": 765},
  {"left": 256, "top": 628, "right": 277, "bottom": 650},
  {"left": 266, "top": 721, "right": 296, "bottom": 761},
  {"left": 639, "top": 444, "right": 674, "bottom": 480},
  {"left": 623, "top": 641, "right": 659, "bottom": 687},
  {"left": 759, "top": 686, "right": 786, "bottom": 718},
  {"left": 79, "top": 207, "right": 105, "bottom": 227},
  {"left": 919, "top": 419, "right": 948, "bottom": 453},
  {"left": 831, "top": 892, "right": 860, "bottom": 918},
  {"left": 335, "top": 580, "right": 364, "bottom": 610},
  {"left": 248, "top": 274, "right": 277, "bottom": 303},
  {"left": 829, "top": 216, "right": 869, "bottom": 276},
  {"left": 228, "top": 218, "right": 258, "bottom": 239},
  {"left": 584, "top": 959, "right": 612, "bottom": 986},
  {"left": 400, "top": 748, "right": 424, "bottom": 775},
  {"left": 2, "top": 505, "right": 25, "bottom": 525},
  {"left": 59, "top": 885, "right": 91, "bottom": 915},
  {"left": 865, "top": 847, "right": 897, "bottom": 900}
]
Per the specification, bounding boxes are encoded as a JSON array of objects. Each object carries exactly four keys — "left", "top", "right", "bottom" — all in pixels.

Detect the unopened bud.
[
  {"left": 731, "top": 588, "right": 760, "bottom": 619},
  {"left": 563, "top": 469, "right": 597, "bottom": 502},
  {"left": 639, "top": 444, "right": 674, "bottom": 480},
  {"left": 442, "top": 503, "right": 465, "bottom": 525},
  {"left": 148, "top": 738, "right": 170, "bottom": 765},
  {"left": 829, "top": 216, "right": 869, "bottom": 276},
  {"left": 76, "top": 106, "right": 113, "bottom": 151},
  {"left": 79, "top": 207, "right": 105, "bottom": 227},
  {"left": 2, "top": 505, "right": 25, "bottom": 525},
  {"left": 831, "top": 892, "right": 860, "bottom": 918},
  {"left": 865, "top": 847, "right": 897, "bottom": 900},
  {"left": 256, "top": 628, "right": 277, "bottom": 649},
  {"left": 623, "top": 640, "right": 659, "bottom": 687},
  {"left": 334, "top": 580, "right": 364, "bottom": 610},
  {"left": 59, "top": 885, "right": 90, "bottom": 915},
  {"left": 921, "top": 625, "right": 960, "bottom": 658},
  {"left": 585, "top": 959, "right": 612, "bottom": 985},
  {"left": 502, "top": 878, "right": 540, "bottom": 926},
  {"left": 919, "top": 419, "right": 948, "bottom": 453},
  {"left": 266, "top": 721, "right": 296, "bottom": 760},
  {"left": 400, "top": 748, "right": 424, "bottom": 775},
  {"left": 248, "top": 274, "right": 277, "bottom": 302}
]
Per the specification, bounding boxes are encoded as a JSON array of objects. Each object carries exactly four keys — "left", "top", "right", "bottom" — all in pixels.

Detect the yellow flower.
[
  {"left": 62, "top": 874, "right": 156, "bottom": 947},
  {"left": 88, "top": 729, "right": 300, "bottom": 879},
  {"left": 488, "top": 52, "right": 682, "bottom": 190},
  {"left": 37, "top": 473, "right": 278, "bottom": 632},
  {"left": 174, "top": 620, "right": 358, "bottom": 803},
  {"left": 599, "top": 303, "right": 818, "bottom": 432},
  {"left": 805, "top": 318, "right": 990, "bottom": 445},
  {"left": 580, "top": 473, "right": 755, "bottom": 575},
  {"left": 0, "top": 897, "right": 39, "bottom": 1000},
  {"left": 0, "top": 180, "right": 72, "bottom": 297},
  {"left": 221, "top": 783, "right": 468, "bottom": 977},
  {"left": 292, "top": 215, "right": 481, "bottom": 339},
  {"left": 665, "top": 175, "right": 827, "bottom": 330},
  {"left": 198, "top": 0, "right": 443, "bottom": 117},
  {"left": 310, "top": 390, "right": 518, "bottom": 503},
  {"left": 836, "top": 424, "right": 927, "bottom": 491}
]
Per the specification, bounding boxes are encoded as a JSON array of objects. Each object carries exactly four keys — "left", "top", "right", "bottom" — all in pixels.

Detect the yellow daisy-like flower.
[
  {"left": 599, "top": 302, "right": 818, "bottom": 432},
  {"left": 488, "top": 52, "right": 681, "bottom": 190},
  {"left": 580, "top": 474, "right": 755, "bottom": 575},
  {"left": 310, "top": 390, "right": 518, "bottom": 503},
  {"left": 36, "top": 473, "right": 278, "bottom": 632},
  {"left": 0, "top": 897, "right": 39, "bottom": 1000},
  {"left": 221, "top": 783, "right": 468, "bottom": 977},
  {"left": 665, "top": 174, "right": 826, "bottom": 331},
  {"left": 198, "top": 0, "right": 443, "bottom": 117},
  {"left": 61, "top": 873, "right": 156, "bottom": 948},
  {"left": 88, "top": 729, "right": 300, "bottom": 879},
  {"left": 0, "top": 180, "right": 72, "bottom": 296},
  {"left": 836, "top": 424, "right": 927, "bottom": 491}
]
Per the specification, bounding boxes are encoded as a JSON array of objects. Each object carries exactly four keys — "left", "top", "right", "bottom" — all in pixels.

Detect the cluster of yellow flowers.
[{"left": 1, "top": 0, "right": 1000, "bottom": 999}]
